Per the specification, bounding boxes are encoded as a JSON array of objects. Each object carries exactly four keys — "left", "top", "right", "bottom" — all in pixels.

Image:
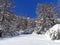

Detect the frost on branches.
[{"left": 35, "top": 3, "right": 58, "bottom": 34}]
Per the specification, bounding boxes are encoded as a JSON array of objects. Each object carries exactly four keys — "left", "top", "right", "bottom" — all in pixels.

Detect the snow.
[
  {"left": 45, "top": 24, "right": 60, "bottom": 40},
  {"left": 21, "top": 28, "right": 34, "bottom": 34},
  {"left": 0, "top": 34, "right": 60, "bottom": 45},
  {"left": 49, "top": 24, "right": 60, "bottom": 32}
]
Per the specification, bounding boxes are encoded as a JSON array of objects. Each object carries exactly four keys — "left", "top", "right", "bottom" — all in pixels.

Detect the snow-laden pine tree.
[
  {"left": 36, "top": 3, "right": 58, "bottom": 34},
  {"left": 0, "top": 0, "right": 20, "bottom": 37}
]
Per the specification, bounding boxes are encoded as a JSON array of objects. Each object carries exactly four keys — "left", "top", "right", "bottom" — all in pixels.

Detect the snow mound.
[
  {"left": 49, "top": 24, "right": 60, "bottom": 32},
  {"left": 45, "top": 24, "right": 60, "bottom": 40}
]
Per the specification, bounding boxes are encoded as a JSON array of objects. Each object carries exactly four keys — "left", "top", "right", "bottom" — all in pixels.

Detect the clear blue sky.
[{"left": 12, "top": 0, "right": 58, "bottom": 18}]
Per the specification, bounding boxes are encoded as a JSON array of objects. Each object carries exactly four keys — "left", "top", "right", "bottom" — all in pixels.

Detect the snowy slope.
[{"left": 0, "top": 34, "right": 60, "bottom": 45}]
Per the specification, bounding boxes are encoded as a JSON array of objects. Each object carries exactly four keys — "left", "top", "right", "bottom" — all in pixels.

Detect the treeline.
[{"left": 0, "top": 0, "right": 60, "bottom": 37}]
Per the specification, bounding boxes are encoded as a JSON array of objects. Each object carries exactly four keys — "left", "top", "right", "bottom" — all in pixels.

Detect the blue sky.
[{"left": 12, "top": 0, "right": 58, "bottom": 18}]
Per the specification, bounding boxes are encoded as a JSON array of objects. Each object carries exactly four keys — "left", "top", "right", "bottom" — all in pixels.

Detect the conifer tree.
[
  {"left": 0, "top": 0, "right": 20, "bottom": 37},
  {"left": 36, "top": 3, "right": 57, "bottom": 34}
]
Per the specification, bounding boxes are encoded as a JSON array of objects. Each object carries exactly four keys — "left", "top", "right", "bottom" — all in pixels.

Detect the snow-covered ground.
[{"left": 0, "top": 34, "right": 60, "bottom": 45}]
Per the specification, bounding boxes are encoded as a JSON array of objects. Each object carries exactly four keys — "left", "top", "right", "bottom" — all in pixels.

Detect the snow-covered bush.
[{"left": 45, "top": 24, "right": 60, "bottom": 40}]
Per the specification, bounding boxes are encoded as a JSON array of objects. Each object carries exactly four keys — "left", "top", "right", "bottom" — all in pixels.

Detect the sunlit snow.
[{"left": 0, "top": 34, "right": 60, "bottom": 45}]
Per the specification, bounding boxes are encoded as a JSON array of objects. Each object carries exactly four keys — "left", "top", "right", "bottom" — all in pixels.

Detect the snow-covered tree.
[
  {"left": 0, "top": 0, "right": 20, "bottom": 37},
  {"left": 36, "top": 3, "right": 57, "bottom": 34},
  {"left": 0, "top": 0, "right": 15, "bottom": 13},
  {"left": 27, "top": 17, "right": 36, "bottom": 29}
]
